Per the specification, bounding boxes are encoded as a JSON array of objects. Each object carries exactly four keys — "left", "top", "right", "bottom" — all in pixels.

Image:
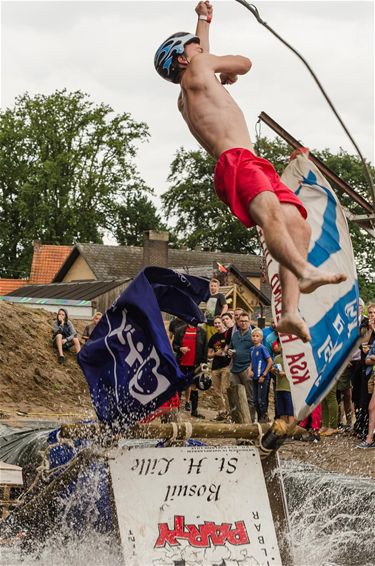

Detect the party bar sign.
[{"left": 109, "top": 445, "right": 281, "bottom": 565}]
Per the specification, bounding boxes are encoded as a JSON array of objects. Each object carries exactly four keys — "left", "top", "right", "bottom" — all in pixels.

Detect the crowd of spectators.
[{"left": 51, "top": 282, "right": 375, "bottom": 450}]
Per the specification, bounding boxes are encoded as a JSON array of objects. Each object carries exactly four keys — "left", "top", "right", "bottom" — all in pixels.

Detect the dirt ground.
[
  {"left": 0, "top": 301, "right": 95, "bottom": 419},
  {"left": 0, "top": 302, "right": 373, "bottom": 480}
]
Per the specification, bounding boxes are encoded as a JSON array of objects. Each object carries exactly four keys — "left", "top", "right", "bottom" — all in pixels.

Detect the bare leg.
[
  {"left": 249, "top": 193, "right": 346, "bottom": 341},
  {"left": 73, "top": 337, "right": 81, "bottom": 353},
  {"left": 185, "top": 386, "right": 192, "bottom": 403},
  {"left": 365, "top": 391, "right": 375, "bottom": 444},
  {"left": 55, "top": 334, "right": 64, "bottom": 357},
  {"left": 343, "top": 388, "right": 352, "bottom": 426},
  {"left": 277, "top": 204, "right": 311, "bottom": 342}
]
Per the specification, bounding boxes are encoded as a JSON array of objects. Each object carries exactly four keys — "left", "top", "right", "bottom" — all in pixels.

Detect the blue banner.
[{"left": 78, "top": 267, "right": 209, "bottom": 429}]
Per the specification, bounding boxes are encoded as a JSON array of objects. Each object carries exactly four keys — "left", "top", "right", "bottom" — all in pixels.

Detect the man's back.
[{"left": 179, "top": 53, "right": 254, "bottom": 158}]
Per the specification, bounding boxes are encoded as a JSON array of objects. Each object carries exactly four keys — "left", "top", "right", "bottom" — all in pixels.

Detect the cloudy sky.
[{"left": 2, "top": 0, "right": 374, "bottom": 211}]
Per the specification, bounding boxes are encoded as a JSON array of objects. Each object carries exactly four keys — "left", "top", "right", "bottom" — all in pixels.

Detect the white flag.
[{"left": 259, "top": 153, "right": 360, "bottom": 420}]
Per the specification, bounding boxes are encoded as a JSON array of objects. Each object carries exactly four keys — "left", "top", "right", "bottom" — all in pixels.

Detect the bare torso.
[{"left": 179, "top": 54, "right": 254, "bottom": 159}]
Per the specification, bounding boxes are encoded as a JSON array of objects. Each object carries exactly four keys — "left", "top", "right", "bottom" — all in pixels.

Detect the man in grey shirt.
[{"left": 228, "top": 312, "right": 255, "bottom": 421}]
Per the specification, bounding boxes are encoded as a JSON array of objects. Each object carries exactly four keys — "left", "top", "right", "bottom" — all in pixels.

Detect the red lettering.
[
  {"left": 154, "top": 516, "right": 250, "bottom": 549},
  {"left": 270, "top": 273, "right": 280, "bottom": 292},
  {"left": 292, "top": 369, "right": 310, "bottom": 384},
  {"left": 285, "top": 352, "right": 310, "bottom": 384},
  {"left": 227, "top": 521, "right": 250, "bottom": 545},
  {"left": 203, "top": 522, "right": 231, "bottom": 546},
  {"left": 280, "top": 333, "right": 299, "bottom": 344},
  {"left": 274, "top": 295, "right": 282, "bottom": 316},
  {"left": 290, "top": 361, "right": 308, "bottom": 374},
  {"left": 286, "top": 353, "right": 304, "bottom": 365},
  {"left": 185, "top": 524, "right": 209, "bottom": 547},
  {"left": 155, "top": 515, "right": 185, "bottom": 547}
]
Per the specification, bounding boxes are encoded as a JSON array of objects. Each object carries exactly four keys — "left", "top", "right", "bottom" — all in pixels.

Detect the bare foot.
[
  {"left": 299, "top": 268, "right": 347, "bottom": 294},
  {"left": 277, "top": 313, "right": 311, "bottom": 343},
  {"left": 320, "top": 428, "right": 338, "bottom": 437}
]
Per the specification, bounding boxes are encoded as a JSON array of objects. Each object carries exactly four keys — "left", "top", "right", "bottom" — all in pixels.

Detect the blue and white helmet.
[{"left": 154, "top": 32, "right": 200, "bottom": 84}]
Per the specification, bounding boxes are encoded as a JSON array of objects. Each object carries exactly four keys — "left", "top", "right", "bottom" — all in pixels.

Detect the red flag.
[{"left": 216, "top": 262, "right": 228, "bottom": 273}]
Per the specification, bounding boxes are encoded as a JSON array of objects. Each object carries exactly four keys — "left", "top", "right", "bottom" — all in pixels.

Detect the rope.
[
  {"left": 253, "top": 422, "right": 271, "bottom": 459},
  {"left": 183, "top": 422, "right": 193, "bottom": 440},
  {"left": 161, "top": 422, "right": 179, "bottom": 447},
  {"left": 255, "top": 117, "right": 262, "bottom": 147},
  {"left": 171, "top": 422, "right": 178, "bottom": 441},
  {"left": 14, "top": 437, "right": 80, "bottom": 505},
  {"left": 234, "top": 0, "right": 375, "bottom": 209}
]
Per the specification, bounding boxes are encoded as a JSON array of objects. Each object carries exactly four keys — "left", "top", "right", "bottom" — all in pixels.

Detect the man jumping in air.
[{"left": 154, "top": 1, "right": 346, "bottom": 343}]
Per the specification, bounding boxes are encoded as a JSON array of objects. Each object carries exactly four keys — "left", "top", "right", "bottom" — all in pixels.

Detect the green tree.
[
  {"left": 114, "top": 192, "right": 167, "bottom": 246},
  {"left": 161, "top": 148, "right": 261, "bottom": 254},
  {"left": 0, "top": 89, "right": 158, "bottom": 277}
]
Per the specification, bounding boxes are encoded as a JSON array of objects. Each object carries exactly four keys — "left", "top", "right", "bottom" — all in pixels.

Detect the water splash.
[
  {"left": 2, "top": 459, "right": 374, "bottom": 566},
  {"left": 282, "top": 460, "right": 375, "bottom": 566}
]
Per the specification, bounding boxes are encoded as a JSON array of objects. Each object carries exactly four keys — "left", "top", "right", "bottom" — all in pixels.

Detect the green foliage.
[
  {"left": 254, "top": 136, "right": 293, "bottom": 175},
  {"left": 162, "top": 147, "right": 260, "bottom": 254},
  {"left": 358, "top": 273, "right": 375, "bottom": 304},
  {"left": 0, "top": 90, "right": 158, "bottom": 277},
  {"left": 313, "top": 147, "right": 375, "bottom": 282},
  {"left": 114, "top": 192, "right": 167, "bottom": 246}
]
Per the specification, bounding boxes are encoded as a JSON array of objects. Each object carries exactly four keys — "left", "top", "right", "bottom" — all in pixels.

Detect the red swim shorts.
[{"left": 214, "top": 147, "right": 307, "bottom": 228}]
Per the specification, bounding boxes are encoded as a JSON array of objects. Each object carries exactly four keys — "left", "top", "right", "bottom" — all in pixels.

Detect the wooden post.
[
  {"left": 227, "top": 384, "right": 252, "bottom": 424},
  {"left": 262, "top": 452, "right": 294, "bottom": 565},
  {"left": 59, "top": 421, "right": 306, "bottom": 441}
]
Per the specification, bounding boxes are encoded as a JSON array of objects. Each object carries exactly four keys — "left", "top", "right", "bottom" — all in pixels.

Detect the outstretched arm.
[
  {"left": 214, "top": 54, "right": 252, "bottom": 84},
  {"left": 195, "top": 1, "right": 212, "bottom": 53},
  {"left": 190, "top": 52, "right": 251, "bottom": 85}
]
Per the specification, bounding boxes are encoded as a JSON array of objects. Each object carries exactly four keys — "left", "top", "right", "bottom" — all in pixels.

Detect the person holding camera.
[{"left": 52, "top": 308, "right": 81, "bottom": 364}]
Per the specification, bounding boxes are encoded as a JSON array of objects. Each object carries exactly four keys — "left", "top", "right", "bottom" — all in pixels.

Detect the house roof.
[
  {"left": 171, "top": 263, "right": 270, "bottom": 306},
  {"left": 227, "top": 264, "right": 271, "bottom": 305},
  {"left": 0, "top": 279, "right": 29, "bottom": 296},
  {"left": 53, "top": 243, "right": 263, "bottom": 282},
  {"left": 29, "top": 243, "right": 73, "bottom": 284},
  {"left": 6, "top": 279, "right": 129, "bottom": 301}
]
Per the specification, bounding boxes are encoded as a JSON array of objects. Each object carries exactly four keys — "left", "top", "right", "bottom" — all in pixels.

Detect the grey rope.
[{"left": 234, "top": 0, "right": 375, "bottom": 210}]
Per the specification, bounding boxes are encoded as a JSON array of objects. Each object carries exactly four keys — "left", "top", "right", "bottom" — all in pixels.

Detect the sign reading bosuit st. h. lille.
[{"left": 109, "top": 445, "right": 282, "bottom": 565}]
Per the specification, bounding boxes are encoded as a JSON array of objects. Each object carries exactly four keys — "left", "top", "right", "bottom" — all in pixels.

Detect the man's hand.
[
  {"left": 220, "top": 73, "right": 238, "bottom": 85},
  {"left": 247, "top": 368, "right": 254, "bottom": 379},
  {"left": 180, "top": 346, "right": 190, "bottom": 354},
  {"left": 195, "top": 1, "right": 212, "bottom": 52},
  {"left": 195, "top": 1, "right": 213, "bottom": 19}
]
